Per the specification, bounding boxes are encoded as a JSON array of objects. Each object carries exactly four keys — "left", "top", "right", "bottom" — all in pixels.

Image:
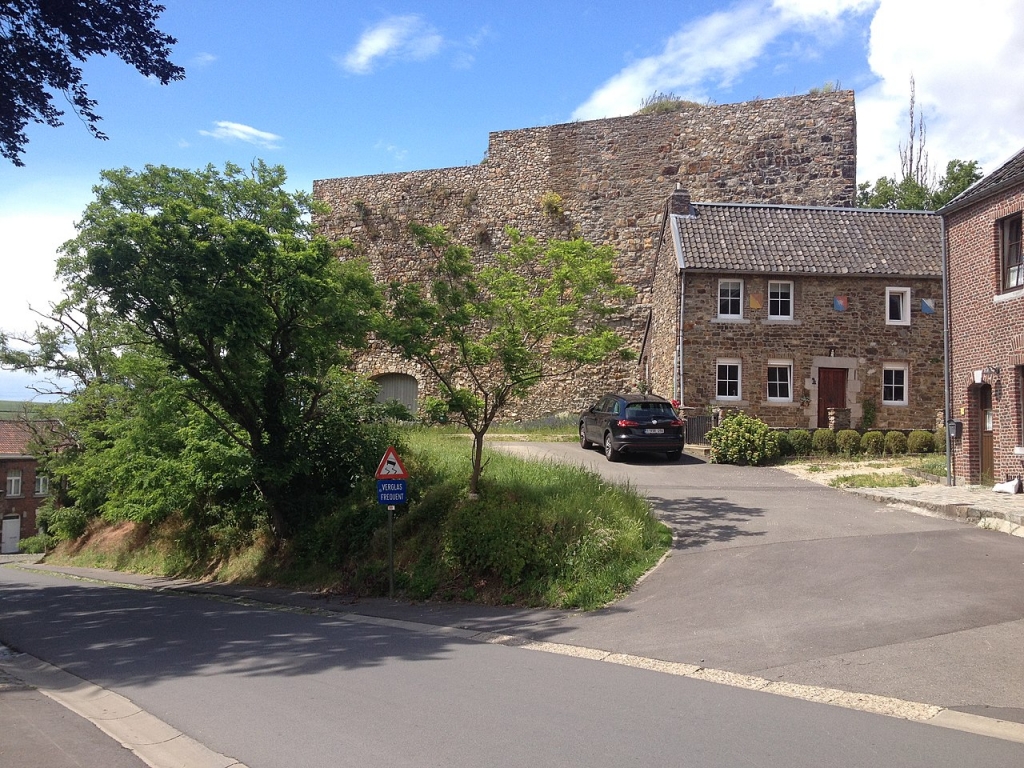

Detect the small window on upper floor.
[
  {"left": 1000, "top": 213, "right": 1023, "bottom": 292},
  {"left": 34, "top": 475, "right": 49, "bottom": 496},
  {"left": 718, "top": 279, "right": 743, "bottom": 319},
  {"left": 768, "top": 280, "right": 793, "bottom": 320},
  {"left": 886, "top": 287, "right": 911, "bottom": 326},
  {"left": 6, "top": 470, "right": 22, "bottom": 497}
]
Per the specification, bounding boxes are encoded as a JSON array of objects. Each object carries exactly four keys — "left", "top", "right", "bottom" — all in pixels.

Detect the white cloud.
[
  {"left": 191, "top": 52, "right": 217, "bottom": 67},
  {"left": 572, "top": 1, "right": 874, "bottom": 120},
  {"left": 0, "top": 211, "right": 76, "bottom": 336},
  {"left": 340, "top": 15, "right": 443, "bottom": 74},
  {"left": 856, "top": 0, "right": 1024, "bottom": 181},
  {"left": 199, "top": 121, "right": 282, "bottom": 149}
]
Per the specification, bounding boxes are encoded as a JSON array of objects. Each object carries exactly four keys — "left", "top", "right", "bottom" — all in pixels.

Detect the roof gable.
[
  {"left": 670, "top": 203, "right": 941, "bottom": 276},
  {"left": 939, "top": 145, "right": 1024, "bottom": 213},
  {"left": 0, "top": 422, "right": 35, "bottom": 456}
]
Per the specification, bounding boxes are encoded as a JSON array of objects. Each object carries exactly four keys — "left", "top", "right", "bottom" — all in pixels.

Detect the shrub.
[
  {"left": 884, "top": 430, "right": 908, "bottom": 455},
  {"left": 812, "top": 428, "right": 837, "bottom": 455},
  {"left": 861, "top": 430, "right": 885, "bottom": 456},
  {"left": 775, "top": 430, "right": 794, "bottom": 456},
  {"left": 707, "top": 413, "right": 781, "bottom": 466},
  {"left": 787, "top": 429, "right": 812, "bottom": 456},
  {"left": 836, "top": 429, "right": 861, "bottom": 456},
  {"left": 934, "top": 425, "right": 947, "bottom": 453},
  {"left": 907, "top": 430, "right": 935, "bottom": 454}
]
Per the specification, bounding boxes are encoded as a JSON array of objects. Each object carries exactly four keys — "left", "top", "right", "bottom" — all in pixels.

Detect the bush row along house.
[
  {"left": 0, "top": 421, "right": 48, "bottom": 553},
  {"left": 940, "top": 145, "right": 1024, "bottom": 485},
  {"left": 646, "top": 187, "right": 944, "bottom": 431}
]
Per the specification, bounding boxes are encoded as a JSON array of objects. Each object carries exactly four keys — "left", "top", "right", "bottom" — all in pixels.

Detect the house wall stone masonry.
[
  {"left": 943, "top": 156, "right": 1024, "bottom": 484},
  {"left": 314, "top": 92, "right": 857, "bottom": 419}
]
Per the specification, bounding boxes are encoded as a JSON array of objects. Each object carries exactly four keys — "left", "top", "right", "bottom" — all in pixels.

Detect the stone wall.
[
  {"left": 314, "top": 92, "right": 858, "bottom": 419},
  {"left": 659, "top": 273, "right": 945, "bottom": 430}
]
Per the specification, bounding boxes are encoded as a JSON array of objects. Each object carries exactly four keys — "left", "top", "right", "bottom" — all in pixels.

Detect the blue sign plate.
[{"left": 377, "top": 479, "right": 407, "bottom": 505}]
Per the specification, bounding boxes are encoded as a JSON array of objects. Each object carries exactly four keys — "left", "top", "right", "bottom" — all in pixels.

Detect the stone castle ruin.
[{"left": 313, "top": 91, "right": 858, "bottom": 419}]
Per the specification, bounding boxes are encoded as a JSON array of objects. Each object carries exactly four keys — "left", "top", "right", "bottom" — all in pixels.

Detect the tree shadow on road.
[{"left": 646, "top": 494, "right": 767, "bottom": 550}]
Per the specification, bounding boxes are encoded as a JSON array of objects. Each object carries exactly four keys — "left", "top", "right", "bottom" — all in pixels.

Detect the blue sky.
[{"left": 3, "top": 0, "right": 1024, "bottom": 400}]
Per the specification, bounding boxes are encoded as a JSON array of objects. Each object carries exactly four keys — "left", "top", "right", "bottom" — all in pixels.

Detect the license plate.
[{"left": 645, "top": 428, "right": 664, "bottom": 434}]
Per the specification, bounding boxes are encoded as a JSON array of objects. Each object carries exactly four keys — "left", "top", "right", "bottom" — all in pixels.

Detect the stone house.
[
  {"left": 644, "top": 188, "right": 944, "bottom": 430},
  {"left": 939, "top": 145, "right": 1024, "bottom": 485},
  {"left": 314, "top": 92, "right": 858, "bottom": 419},
  {"left": 0, "top": 421, "right": 48, "bottom": 553}
]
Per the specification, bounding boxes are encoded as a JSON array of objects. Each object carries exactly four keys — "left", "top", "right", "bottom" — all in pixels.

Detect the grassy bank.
[{"left": 45, "top": 426, "right": 670, "bottom": 610}]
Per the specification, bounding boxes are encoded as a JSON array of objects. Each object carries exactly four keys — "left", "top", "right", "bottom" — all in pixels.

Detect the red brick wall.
[
  {"left": 1, "top": 457, "right": 44, "bottom": 541},
  {"left": 946, "top": 184, "right": 1024, "bottom": 484}
]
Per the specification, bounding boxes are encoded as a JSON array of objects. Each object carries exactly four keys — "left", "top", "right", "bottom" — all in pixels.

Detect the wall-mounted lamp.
[{"left": 984, "top": 365, "right": 1001, "bottom": 376}]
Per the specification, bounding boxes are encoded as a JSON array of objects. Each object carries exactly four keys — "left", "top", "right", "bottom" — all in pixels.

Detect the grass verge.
[{"left": 45, "top": 426, "right": 670, "bottom": 611}]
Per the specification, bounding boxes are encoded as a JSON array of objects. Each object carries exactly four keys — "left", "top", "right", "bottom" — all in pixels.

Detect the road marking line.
[{"left": 13, "top": 563, "right": 1024, "bottom": 746}]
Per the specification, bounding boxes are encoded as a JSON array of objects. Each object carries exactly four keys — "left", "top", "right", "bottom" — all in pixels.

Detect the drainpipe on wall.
[{"left": 941, "top": 216, "right": 954, "bottom": 485}]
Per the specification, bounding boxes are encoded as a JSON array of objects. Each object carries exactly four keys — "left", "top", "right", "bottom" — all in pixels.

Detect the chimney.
[{"left": 669, "top": 183, "right": 691, "bottom": 215}]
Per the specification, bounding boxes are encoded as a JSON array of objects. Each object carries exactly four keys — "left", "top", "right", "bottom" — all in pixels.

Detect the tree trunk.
[{"left": 469, "top": 430, "right": 484, "bottom": 498}]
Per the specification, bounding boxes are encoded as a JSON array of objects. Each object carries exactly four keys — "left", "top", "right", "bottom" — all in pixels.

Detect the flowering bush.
[{"left": 708, "top": 412, "right": 780, "bottom": 466}]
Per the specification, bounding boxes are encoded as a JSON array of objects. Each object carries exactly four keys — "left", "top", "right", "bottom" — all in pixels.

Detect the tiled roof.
[
  {"left": 0, "top": 422, "right": 35, "bottom": 456},
  {"left": 939, "top": 145, "right": 1024, "bottom": 213},
  {"left": 671, "top": 203, "right": 941, "bottom": 276}
]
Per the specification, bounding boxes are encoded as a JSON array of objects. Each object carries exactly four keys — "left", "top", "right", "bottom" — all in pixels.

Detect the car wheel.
[
  {"left": 604, "top": 434, "right": 621, "bottom": 462},
  {"left": 579, "top": 423, "right": 593, "bottom": 449},
  {"left": 666, "top": 449, "right": 682, "bottom": 461}
]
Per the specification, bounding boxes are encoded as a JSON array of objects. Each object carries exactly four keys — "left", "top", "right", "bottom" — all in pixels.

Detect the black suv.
[{"left": 579, "top": 393, "right": 685, "bottom": 462}]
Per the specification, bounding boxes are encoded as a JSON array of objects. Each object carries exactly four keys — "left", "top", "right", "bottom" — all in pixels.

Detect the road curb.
[{"left": 0, "top": 651, "right": 248, "bottom": 768}]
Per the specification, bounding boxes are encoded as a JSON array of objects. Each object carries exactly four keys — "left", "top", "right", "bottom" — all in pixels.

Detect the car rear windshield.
[{"left": 624, "top": 402, "right": 675, "bottom": 418}]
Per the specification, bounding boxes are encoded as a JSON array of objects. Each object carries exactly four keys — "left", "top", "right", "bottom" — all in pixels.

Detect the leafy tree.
[
  {"left": 1, "top": 0, "right": 184, "bottom": 166},
  {"left": 54, "top": 161, "right": 382, "bottom": 541},
  {"left": 857, "top": 77, "right": 982, "bottom": 210},
  {"left": 380, "top": 224, "right": 635, "bottom": 496}
]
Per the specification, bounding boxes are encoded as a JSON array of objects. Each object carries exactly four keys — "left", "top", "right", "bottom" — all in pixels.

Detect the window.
[
  {"left": 5, "top": 470, "right": 22, "bottom": 497},
  {"left": 1001, "top": 214, "right": 1023, "bottom": 291},
  {"left": 882, "top": 363, "right": 908, "bottom": 405},
  {"left": 718, "top": 279, "right": 743, "bottom": 318},
  {"left": 886, "top": 287, "right": 911, "bottom": 326},
  {"left": 768, "top": 281, "right": 793, "bottom": 319},
  {"left": 716, "top": 359, "right": 741, "bottom": 400},
  {"left": 34, "top": 475, "right": 49, "bottom": 496},
  {"left": 767, "top": 361, "right": 793, "bottom": 402}
]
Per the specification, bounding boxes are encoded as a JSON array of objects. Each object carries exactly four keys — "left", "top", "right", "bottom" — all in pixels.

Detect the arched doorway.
[{"left": 372, "top": 373, "right": 419, "bottom": 413}]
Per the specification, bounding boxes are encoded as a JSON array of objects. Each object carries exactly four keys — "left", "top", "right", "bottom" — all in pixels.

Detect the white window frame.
[
  {"left": 718, "top": 279, "right": 743, "bottom": 319},
  {"left": 767, "top": 280, "right": 794, "bottom": 320},
  {"left": 886, "top": 287, "right": 911, "bottom": 326},
  {"left": 34, "top": 475, "right": 49, "bottom": 496},
  {"left": 766, "top": 360, "right": 793, "bottom": 403},
  {"left": 6, "top": 470, "right": 22, "bottom": 497},
  {"left": 716, "top": 358, "right": 742, "bottom": 401},
  {"left": 882, "top": 363, "right": 909, "bottom": 406}
]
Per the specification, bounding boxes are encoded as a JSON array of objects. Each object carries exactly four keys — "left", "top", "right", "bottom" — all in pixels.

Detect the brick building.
[
  {"left": 314, "top": 92, "right": 858, "bottom": 418},
  {"left": 645, "top": 190, "right": 944, "bottom": 429},
  {"left": 940, "top": 145, "right": 1024, "bottom": 485},
  {"left": 0, "top": 421, "right": 48, "bottom": 553}
]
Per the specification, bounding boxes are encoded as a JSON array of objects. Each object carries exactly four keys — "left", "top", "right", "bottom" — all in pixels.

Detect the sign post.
[{"left": 375, "top": 447, "right": 409, "bottom": 599}]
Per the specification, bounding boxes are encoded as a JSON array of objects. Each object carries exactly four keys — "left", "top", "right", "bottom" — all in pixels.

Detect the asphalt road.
[
  {"left": 491, "top": 442, "right": 1024, "bottom": 719},
  {"left": 2, "top": 565, "right": 1023, "bottom": 768}
]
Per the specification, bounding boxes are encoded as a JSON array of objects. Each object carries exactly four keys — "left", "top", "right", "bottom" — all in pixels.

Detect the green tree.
[
  {"left": 380, "top": 224, "right": 635, "bottom": 496},
  {"left": 0, "top": 0, "right": 184, "bottom": 165},
  {"left": 58, "top": 161, "right": 382, "bottom": 541},
  {"left": 857, "top": 77, "right": 982, "bottom": 210}
]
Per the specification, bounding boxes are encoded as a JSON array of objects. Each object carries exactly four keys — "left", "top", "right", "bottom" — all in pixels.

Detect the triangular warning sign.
[{"left": 375, "top": 446, "right": 409, "bottom": 479}]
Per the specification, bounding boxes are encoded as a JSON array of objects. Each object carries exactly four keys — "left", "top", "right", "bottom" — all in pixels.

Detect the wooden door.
[
  {"left": 979, "top": 384, "right": 994, "bottom": 483},
  {"left": 817, "top": 368, "right": 847, "bottom": 428}
]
